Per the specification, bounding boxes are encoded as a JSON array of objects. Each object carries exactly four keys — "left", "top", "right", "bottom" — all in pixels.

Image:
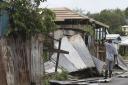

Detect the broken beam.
[
  {"left": 55, "top": 38, "right": 62, "bottom": 72},
  {"left": 43, "top": 48, "right": 69, "bottom": 54}
]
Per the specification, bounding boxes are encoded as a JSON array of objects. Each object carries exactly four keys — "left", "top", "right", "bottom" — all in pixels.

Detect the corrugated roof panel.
[
  {"left": 69, "top": 34, "right": 95, "bottom": 68},
  {"left": 44, "top": 61, "right": 62, "bottom": 73},
  {"left": 106, "top": 34, "right": 120, "bottom": 40},
  {"left": 56, "top": 15, "right": 81, "bottom": 17},
  {"left": 51, "top": 53, "right": 78, "bottom": 72},
  {"left": 55, "top": 12, "right": 77, "bottom": 15},
  {"left": 54, "top": 37, "right": 87, "bottom": 69},
  {"left": 120, "top": 36, "right": 128, "bottom": 45},
  {"left": 89, "top": 19, "right": 109, "bottom": 28},
  {"left": 92, "top": 56, "right": 105, "bottom": 73},
  {"left": 55, "top": 17, "right": 83, "bottom": 21},
  {"left": 117, "top": 55, "right": 128, "bottom": 71}
]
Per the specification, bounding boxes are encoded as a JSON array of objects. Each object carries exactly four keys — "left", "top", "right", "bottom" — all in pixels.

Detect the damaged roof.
[
  {"left": 45, "top": 34, "right": 128, "bottom": 73},
  {"left": 69, "top": 34, "right": 95, "bottom": 68},
  {"left": 51, "top": 7, "right": 109, "bottom": 28},
  {"left": 46, "top": 35, "right": 95, "bottom": 73}
]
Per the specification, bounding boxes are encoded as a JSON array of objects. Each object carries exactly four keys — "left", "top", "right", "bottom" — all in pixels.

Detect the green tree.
[
  {"left": 125, "top": 7, "right": 128, "bottom": 18},
  {"left": 0, "top": 0, "right": 56, "bottom": 36},
  {"left": 74, "top": 8, "right": 126, "bottom": 34},
  {"left": 73, "top": 8, "right": 85, "bottom": 15},
  {"left": 89, "top": 9, "right": 126, "bottom": 34},
  {"left": 0, "top": 1, "right": 57, "bottom": 84}
]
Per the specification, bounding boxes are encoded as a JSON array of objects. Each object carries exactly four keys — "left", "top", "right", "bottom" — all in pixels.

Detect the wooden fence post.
[
  {"left": 31, "top": 35, "right": 44, "bottom": 85},
  {"left": 0, "top": 39, "right": 7, "bottom": 85}
]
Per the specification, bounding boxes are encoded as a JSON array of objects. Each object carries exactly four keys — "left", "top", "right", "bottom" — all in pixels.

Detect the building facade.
[{"left": 122, "top": 25, "right": 128, "bottom": 35}]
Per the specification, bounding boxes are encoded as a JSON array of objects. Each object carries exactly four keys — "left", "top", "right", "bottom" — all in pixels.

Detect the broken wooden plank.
[
  {"left": 118, "top": 72, "right": 128, "bottom": 78},
  {"left": 44, "top": 48, "right": 69, "bottom": 54},
  {"left": 49, "top": 80, "right": 89, "bottom": 85},
  {"left": 0, "top": 39, "right": 7, "bottom": 85},
  {"left": 31, "top": 36, "right": 44, "bottom": 85},
  {"left": 55, "top": 38, "right": 62, "bottom": 72}
]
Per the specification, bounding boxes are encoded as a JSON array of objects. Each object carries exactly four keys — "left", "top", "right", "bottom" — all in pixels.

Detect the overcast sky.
[{"left": 40, "top": 0, "right": 128, "bottom": 13}]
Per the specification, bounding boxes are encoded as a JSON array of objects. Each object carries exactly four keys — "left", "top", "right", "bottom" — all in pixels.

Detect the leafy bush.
[{"left": 0, "top": 0, "right": 56, "bottom": 36}]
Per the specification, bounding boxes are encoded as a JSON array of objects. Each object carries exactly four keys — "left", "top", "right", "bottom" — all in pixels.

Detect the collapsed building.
[{"left": 45, "top": 8, "right": 128, "bottom": 77}]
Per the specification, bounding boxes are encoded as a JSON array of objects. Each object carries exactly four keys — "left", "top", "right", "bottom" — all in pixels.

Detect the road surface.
[{"left": 98, "top": 77, "right": 128, "bottom": 85}]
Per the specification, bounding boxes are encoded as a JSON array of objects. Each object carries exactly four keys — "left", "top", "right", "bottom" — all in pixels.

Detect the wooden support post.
[
  {"left": 55, "top": 38, "right": 62, "bottom": 72},
  {"left": 99, "top": 28, "right": 101, "bottom": 44},
  {"left": 95, "top": 29, "right": 97, "bottom": 42},
  {"left": 101, "top": 28, "right": 103, "bottom": 42},
  {"left": 31, "top": 36, "right": 44, "bottom": 85}
]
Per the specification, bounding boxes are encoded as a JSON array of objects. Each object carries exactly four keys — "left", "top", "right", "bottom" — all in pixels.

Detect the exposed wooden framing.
[
  {"left": 61, "top": 28, "right": 85, "bottom": 34},
  {"left": 94, "top": 27, "right": 107, "bottom": 61},
  {"left": 55, "top": 38, "right": 62, "bottom": 72},
  {"left": 43, "top": 35, "right": 69, "bottom": 72},
  {"left": 44, "top": 48, "right": 69, "bottom": 54}
]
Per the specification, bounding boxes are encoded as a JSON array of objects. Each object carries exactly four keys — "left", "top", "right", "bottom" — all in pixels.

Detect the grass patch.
[{"left": 42, "top": 71, "right": 68, "bottom": 85}]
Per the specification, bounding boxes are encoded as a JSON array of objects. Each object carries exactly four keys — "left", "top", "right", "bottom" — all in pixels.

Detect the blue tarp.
[{"left": 0, "top": 9, "right": 9, "bottom": 36}]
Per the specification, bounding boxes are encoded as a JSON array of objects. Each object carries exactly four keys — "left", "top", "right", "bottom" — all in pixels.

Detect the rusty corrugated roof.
[{"left": 51, "top": 7, "right": 109, "bottom": 28}]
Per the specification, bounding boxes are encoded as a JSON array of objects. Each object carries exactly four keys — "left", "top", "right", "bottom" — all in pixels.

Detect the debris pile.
[{"left": 45, "top": 34, "right": 128, "bottom": 75}]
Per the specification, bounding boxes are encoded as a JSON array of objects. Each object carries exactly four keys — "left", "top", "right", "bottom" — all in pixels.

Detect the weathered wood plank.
[
  {"left": 2, "top": 39, "right": 15, "bottom": 85},
  {"left": 0, "top": 35, "right": 44, "bottom": 85},
  {"left": 44, "top": 48, "right": 69, "bottom": 54},
  {"left": 0, "top": 39, "right": 7, "bottom": 85},
  {"left": 8, "top": 37, "right": 30, "bottom": 85},
  {"left": 31, "top": 36, "right": 44, "bottom": 85}
]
